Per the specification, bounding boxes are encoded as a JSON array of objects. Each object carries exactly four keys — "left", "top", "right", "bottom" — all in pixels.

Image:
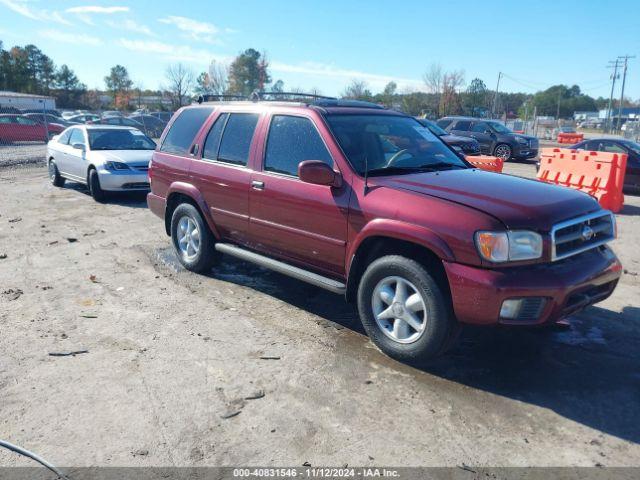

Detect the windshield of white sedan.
[
  {"left": 88, "top": 129, "right": 156, "bottom": 150},
  {"left": 326, "top": 115, "right": 468, "bottom": 176}
]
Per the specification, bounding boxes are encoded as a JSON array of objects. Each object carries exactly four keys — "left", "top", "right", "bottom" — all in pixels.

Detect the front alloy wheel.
[
  {"left": 372, "top": 276, "right": 427, "bottom": 344},
  {"left": 494, "top": 144, "right": 512, "bottom": 161}
]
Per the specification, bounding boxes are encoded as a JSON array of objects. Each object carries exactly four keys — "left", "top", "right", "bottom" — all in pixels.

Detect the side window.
[
  {"left": 57, "top": 130, "right": 72, "bottom": 144},
  {"left": 436, "top": 119, "right": 452, "bottom": 129},
  {"left": 160, "top": 107, "right": 214, "bottom": 155},
  {"left": 601, "top": 141, "right": 626, "bottom": 154},
  {"left": 265, "top": 115, "right": 333, "bottom": 177},
  {"left": 16, "top": 117, "right": 37, "bottom": 125},
  {"left": 69, "top": 129, "right": 85, "bottom": 146},
  {"left": 217, "top": 113, "right": 259, "bottom": 166},
  {"left": 202, "top": 113, "right": 228, "bottom": 161},
  {"left": 453, "top": 120, "right": 471, "bottom": 131},
  {"left": 471, "top": 122, "right": 489, "bottom": 133}
]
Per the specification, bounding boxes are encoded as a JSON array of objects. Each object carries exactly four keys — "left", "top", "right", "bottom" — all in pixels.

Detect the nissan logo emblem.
[{"left": 581, "top": 225, "right": 595, "bottom": 241}]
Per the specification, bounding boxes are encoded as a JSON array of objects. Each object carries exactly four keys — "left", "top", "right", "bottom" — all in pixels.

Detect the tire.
[
  {"left": 48, "top": 160, "right": 65, "bottom": 187},
  {"left": 170, "top": 203, "right": 219, "bottom": 273},
  {"left": 357, "top": 255, "right": 457, "bottom": 364},
  {"left": 494, "top": 143, "right": 512, "bottom": 161},
  {"left": 88, "top": 168, "right": 107, "bottom": 202}
]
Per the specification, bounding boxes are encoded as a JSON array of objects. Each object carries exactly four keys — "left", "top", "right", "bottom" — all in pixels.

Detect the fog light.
[{"left": 500, "top": 299, "right": 524, "bottom": 319}]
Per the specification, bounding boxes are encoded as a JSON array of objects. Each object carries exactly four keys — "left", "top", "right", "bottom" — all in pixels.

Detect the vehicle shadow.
[
  {"left": 207, "top": 256, "right": 640, "bottom": 445},
  {"left": 62, "top": 182, "right": 148, "bottom": 209},
  {"left": 620, "top": 203, "right": 640, "bottom": 216}
]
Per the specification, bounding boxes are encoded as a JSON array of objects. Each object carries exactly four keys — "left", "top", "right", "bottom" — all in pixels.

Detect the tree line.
[{"left": 1, "top": 40, "right": 636, "bottom": 118}]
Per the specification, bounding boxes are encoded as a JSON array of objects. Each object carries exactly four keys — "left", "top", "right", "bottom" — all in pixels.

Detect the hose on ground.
[{"left": 0, "top": 439, "right": 70, "bottom": 479}]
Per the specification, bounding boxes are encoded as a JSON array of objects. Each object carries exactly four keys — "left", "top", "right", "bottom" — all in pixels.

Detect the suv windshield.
[
  {"left": 326, "top": 114, "right": 468, "bottom": 176},
  {"left": 487, "top": 121, "right": 512, "bottom": 134},
  {"left": 88, "top": 129, "right": 156, "bottom": 150}
]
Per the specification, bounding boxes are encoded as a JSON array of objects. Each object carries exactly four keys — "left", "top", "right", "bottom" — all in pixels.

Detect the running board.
[{"left": 214, "top": 243, "right": 346, "bottom": 295}]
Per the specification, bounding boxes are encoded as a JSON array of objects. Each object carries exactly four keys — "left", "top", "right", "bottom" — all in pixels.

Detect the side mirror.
[
  {"left": 298, "top": 160, "right": 342, "bottom": 187},
  {"left": 72, "top": 143, "right": 85, "bottom": 151}
]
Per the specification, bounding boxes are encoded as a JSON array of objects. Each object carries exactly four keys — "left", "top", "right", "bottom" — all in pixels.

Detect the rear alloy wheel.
[
  {"left": 88, "top": 169, "right": 107, "bottom": 202},
  {"left": 357, "top": 255, "right": 457, "bottom": 364},
  {"left": 494, "top": 143, "right": 512, "bottom": 161},
  {"left": 170, "top": 203, "right": 219, "bottom": 273},
  {"left": 48, "top": 160, "right": 65, "bottom": 187}
]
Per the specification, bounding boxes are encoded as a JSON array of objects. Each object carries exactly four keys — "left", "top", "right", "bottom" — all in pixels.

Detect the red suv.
[{"left": 147, "top": 96, "right": 622, "bottom": 362}]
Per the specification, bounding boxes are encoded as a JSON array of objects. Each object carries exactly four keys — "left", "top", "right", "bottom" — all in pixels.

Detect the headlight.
[
  {"left": 475, "top": 230, "right": 543, "bottom": 262},
  {"left": 515, "top": 136, "right": 528, "bottom": 144},
  {"left": 104, "top": 161, "right": 130, "bottom": 171}
]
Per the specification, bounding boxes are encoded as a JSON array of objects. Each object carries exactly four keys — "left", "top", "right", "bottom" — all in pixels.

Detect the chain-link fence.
[{"left": 0, "top": 105, "right": 171, "bottom": 169}]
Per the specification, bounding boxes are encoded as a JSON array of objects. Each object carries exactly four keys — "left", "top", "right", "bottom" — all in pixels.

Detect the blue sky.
[{"left": 1, "top": 0, "right": 639, "bottom": 99}]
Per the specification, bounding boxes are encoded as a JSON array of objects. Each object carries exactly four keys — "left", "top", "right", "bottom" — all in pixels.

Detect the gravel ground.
[{"left": 0, "top": 161, "right": 639, "bottom": 469}]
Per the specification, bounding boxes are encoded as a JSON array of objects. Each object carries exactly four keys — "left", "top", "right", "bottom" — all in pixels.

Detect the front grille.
[
  {"left": 551, "top": 211, "right": 614, "bottom": 261},
  {"left": 563, "top": 281, "right": 617, "bottom": 315},
  {"left": 121, "top": 182, "right": 150, "bottom": 189}
]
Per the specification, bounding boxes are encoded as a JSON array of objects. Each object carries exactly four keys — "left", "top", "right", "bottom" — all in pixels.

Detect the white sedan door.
[{"left": 66, "top": 128, "right": 89, "bottom": 180}]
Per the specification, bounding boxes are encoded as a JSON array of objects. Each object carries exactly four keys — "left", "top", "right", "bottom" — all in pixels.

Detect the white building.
[{"left": 0, "top": 91, "right": 56, "bottom": 111}]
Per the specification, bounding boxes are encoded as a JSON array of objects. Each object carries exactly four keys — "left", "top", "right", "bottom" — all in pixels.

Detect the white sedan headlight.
[
  {"left": 104, "top": 161, "right": 130, "bottom": 171},
  {"left": 475, "top": 230, "right": 543, "bottom": 262}
]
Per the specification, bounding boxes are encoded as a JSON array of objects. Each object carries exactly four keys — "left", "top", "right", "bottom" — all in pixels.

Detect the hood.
[
  {"left": 90, "top": 150, "right": 153, "bottom": 166},
  {"left": 372, "top": 169, "right": 600, "bottom": 231},
  {"left": 440, "top": 133, "right": 477, "bottom": 145}
]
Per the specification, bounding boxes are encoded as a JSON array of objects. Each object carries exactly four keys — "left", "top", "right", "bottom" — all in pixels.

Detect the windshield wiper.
[{"left": 416, "top": 162, "right": 466, "bottom": 171}]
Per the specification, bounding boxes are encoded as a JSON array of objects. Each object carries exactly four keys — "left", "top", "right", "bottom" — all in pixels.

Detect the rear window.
[
  {"left": 217, "top": 113, "right": 259, "bottom": 166},
  {"left": 160, "top": 107, "right": 214, "bottom": 155}
]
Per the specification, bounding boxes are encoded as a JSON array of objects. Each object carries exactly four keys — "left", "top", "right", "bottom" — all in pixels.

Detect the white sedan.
[{"left": 47, "top": 125, "right": 155, "bottom": 201}]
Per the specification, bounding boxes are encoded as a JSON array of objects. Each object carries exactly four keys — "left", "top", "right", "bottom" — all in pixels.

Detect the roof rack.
[
  {"left": 195, "top": 91, "right": 384, "bottom": 110},
  {"left": 250, "top": 91, "right": 337, "bottom": 102}
]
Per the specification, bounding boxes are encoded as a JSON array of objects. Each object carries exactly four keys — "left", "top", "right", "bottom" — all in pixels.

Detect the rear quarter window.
[{"left": 160, "top": 107, "right": 214, "bottom": 155}]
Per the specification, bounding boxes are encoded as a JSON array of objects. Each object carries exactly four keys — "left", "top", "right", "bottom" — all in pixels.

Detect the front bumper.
[
  {"left": 513, "top": 145, "right": 538, "bottom": 159},
  {"left": 97, "top": 168, "right": 150, "bottom": 191},
  {"left": 444, "top": 246, "right": 622, "bottom": 326}
]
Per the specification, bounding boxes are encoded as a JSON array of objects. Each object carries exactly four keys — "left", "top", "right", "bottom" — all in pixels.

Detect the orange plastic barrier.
[
  {"left": 465, "top": 155, "right": 504, "bottom": 173},
  {"left": 557, "top": 132, "right": 584, "bottom": 144},
  {"left": 537, "top": 147, "right": 627, "bottom": 212}
]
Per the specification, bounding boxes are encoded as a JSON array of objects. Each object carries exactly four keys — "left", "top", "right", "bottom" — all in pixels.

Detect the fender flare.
[
  {"left": 347, "top": 218, "right": 455, "bottom": 277},
  {"left": 165, "top": 182, "right": 221, "bottom": 239}
]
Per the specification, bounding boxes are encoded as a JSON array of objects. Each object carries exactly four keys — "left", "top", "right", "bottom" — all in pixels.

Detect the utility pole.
[
  {"left": 606, "top": 59, "right": 620, "bottom": 133},
  {"left": 556, "top": 88, "right": 562, "bottom": 121},
  {"left": 491, "top": 71, "right": 502, "bottom": 118},
  {"left": 616, "top": 55, "right": 635, "bottom": 132}
]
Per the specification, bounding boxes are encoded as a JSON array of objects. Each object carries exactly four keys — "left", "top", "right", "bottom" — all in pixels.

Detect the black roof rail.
[
  {"left": 196, "top": 94, "right": 248, "bottom": 104},
  {"left": 250, "top": 91, "right": 337, "bottom": 102},
  {"left": 311, "top": 99, "right": 385, "bottom": 109}
]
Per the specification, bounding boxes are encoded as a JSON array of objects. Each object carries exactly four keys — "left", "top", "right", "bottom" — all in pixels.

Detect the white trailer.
[{"left": 0, "top": 91, "right": 56, "bottom": 111}]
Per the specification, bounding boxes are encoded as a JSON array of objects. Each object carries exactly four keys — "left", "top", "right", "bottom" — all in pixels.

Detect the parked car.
[
  {"left": 150, "top": 111, "right": 173, "bottom": 123},
  {"left": 66, "top": 113, "right": 101, "bottom": 124},
  {"left": 88, "top": 116, "right": 151, "bottom": 136},
  {"left": 147, "top": 98, "right": 621, "bottom": 363},
  {"left": 21, "top": 108, "right": 62, "bottom": 117},
  {"left": 47, "top": 125, "right": 155, "bottom": 201},
  {"left": 437, "top": 116, "right": 539, "bottom": 161},
  {"left": 0, "top": 114, "right": 62, "bottom": 142},
  {"left": 416, "top": 118, "right": 481, "bottom": 156},
  {"left": 572, "top": 138, "right": 640, "bottom": 193},
  {"left": 24, "top": 112, "right": 72, "bottom": 128},
  {"left": 127, "top": 114, "right": 167, "bottom": 138},
  {"left": 102, "top": 110, "right": 123, "bottom": 118}
]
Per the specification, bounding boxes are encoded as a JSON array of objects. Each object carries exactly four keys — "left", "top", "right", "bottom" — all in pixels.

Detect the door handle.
[{"left": 251, "top": 180, "right": 265, "bottom": 190}]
